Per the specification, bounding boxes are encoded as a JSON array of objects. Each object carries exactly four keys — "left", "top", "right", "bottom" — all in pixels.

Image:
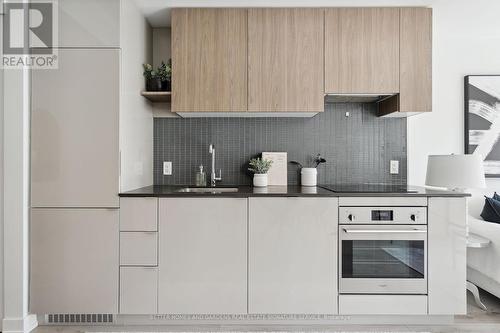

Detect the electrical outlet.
[
  {"left": 390, "top": 160, "right": 399, "bottom": 174},
  {"left": 163, "top": 161, "right": 172, "bottom": 176}
]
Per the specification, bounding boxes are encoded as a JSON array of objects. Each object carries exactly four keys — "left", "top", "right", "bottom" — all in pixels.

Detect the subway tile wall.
[{"left": 154, "top": 103, "right": 407, "bottom": 186}]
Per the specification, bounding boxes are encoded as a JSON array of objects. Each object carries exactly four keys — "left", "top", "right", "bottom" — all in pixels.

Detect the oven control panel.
[{"left": 339, "top": 207, "right": 427, "bottom": 224}]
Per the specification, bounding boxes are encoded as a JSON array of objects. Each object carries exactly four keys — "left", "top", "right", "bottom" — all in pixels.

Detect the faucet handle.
[
  {"left": 216, "top": 169, "right": 222, "bottom": 181},
  {"left": 209, "top": 144, "right": 215, "bottom": 153}
]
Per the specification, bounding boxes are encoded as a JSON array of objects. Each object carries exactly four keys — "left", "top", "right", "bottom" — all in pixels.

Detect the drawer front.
[
  {"left": 120, "top": 198, "right": 158, "bottom": 231},
  {"left": 339, "top": 295, "right": 427, "bottom": 315},
  {"left": 120, "top": 232, "right": 157, "bottom": 266},
  {"left": 120, "top": 267, "right": 158, "bottom": 314}
]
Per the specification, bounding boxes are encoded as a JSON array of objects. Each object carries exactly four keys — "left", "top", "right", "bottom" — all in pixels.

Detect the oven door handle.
[{"left": 342, "top": 228, "right": 427, "bottom": 234}]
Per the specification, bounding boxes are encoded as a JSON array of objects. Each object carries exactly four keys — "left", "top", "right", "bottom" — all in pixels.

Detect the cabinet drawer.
[
  {"left": 120, "top": 267, "right": 158, "bottom": 314},
  {"left": 120, "top": 198, "right": 158, "bottom": 231},
  {"left": 120, "top": 232, "right": 157, "bottom": 266},
  {"left": 339, "top": 295, "right": 427, "bottom": 315}
]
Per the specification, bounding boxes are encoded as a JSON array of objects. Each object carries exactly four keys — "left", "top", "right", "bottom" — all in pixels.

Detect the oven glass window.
[{"left": 342, "top": 240, "right": 425, "bottom": 279}]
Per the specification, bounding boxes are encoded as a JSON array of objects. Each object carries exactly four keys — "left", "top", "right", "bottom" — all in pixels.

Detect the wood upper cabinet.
[
  {"left": 248, "top": 9, "right": 324, "bottom": 112},
  {"left": 325, "top": 8, "right": 400, "bottom": 94},
  {"left": 399, "top": 7, "right": 432, "bottom": 113},
  {"left": 379, "top": 7, "right": 432, "bottom": 116},
  {"left": 171, "top": 8, "right": 247, "bottom": 112}
]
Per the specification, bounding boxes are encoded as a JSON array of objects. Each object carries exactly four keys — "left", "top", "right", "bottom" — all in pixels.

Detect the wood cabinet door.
[
  {"left": 31, "top": 49, "right": 119, "bottom": 208},
  {"left": 400, "top": 8, "right": 432, "bottom": 113},
  {"left": 248, "top": 8, "right": 324, "bottom": 112},
  {"left": 158, "top": 198, "right": 247, "bottom": 314},
  {"left": 30, "top": 208, "right": 119, "bottom": 314},
  {"left": 248, "top": 198, "right": 338, "bottom": 314},
  {"left": 171, "top": 8, "right": 247, "bottom": 112},
  {"left": 325, "top": 8, "right": 400, "bottom": 94}
]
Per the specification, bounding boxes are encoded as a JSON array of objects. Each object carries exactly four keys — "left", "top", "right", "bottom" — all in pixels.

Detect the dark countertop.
[{"left": 119, "top": 185, "right": 470, "bottom": 198}]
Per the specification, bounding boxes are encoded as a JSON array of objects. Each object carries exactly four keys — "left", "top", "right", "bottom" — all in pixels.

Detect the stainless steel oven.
[{"left": 339, "top": 207, "right": 427, "bottom": 295}]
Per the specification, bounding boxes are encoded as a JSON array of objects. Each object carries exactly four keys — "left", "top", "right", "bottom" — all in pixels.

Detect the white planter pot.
[
  {"left": 253, "top": 174, "right": 268, "bottom": 187},
  {"left": 301, "top": 168, "right": 317, "bottom": 186}
]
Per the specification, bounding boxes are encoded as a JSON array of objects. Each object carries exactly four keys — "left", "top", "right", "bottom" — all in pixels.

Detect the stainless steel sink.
[{"left": 175, "top": 187, "right": 239, "bottom": 193}]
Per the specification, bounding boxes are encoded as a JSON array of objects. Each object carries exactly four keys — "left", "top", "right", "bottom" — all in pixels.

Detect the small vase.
[
  {"left": 145, "top": 77, "right": 162, "bottom": 91},
  {"left": 253, "top": 173, "right": 268, "bottom": 187},
  {"left": 161, "top": 80, "right": 171, "bottom": 91},
  {"left": 301, "top": 167, "right": 317, "bottom": 186}
]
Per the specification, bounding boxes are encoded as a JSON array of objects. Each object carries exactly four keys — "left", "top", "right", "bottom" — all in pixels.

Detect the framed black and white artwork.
[{"left": 465, "top": 75, "right": 500, "bottom": 177}]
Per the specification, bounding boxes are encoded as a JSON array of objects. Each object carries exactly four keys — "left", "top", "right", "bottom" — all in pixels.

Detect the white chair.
[{"left": 467, "top": 188, "right": 500, "bottom": 303}]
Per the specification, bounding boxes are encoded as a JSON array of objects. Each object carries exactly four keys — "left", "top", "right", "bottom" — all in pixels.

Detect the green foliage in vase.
[{"left": 248, "top": 158, "right": 273, "bottom": 174}]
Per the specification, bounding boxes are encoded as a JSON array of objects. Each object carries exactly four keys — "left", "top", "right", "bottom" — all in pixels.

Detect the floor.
[{"left": 32, "top": 290, "right": 500, "bottom": 333}]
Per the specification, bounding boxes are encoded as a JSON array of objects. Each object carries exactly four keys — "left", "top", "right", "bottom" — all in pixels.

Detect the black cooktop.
[{"left": 319, "top": 184, "right": 418, "bottom": 193}]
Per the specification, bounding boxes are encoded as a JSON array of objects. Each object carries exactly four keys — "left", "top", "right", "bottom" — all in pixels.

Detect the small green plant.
[
  {"left": 143, "top": 63, "right": 156, "bottom": 80},
  {"left": 248, "top": 158, "right": 273, "bottom": 174},
  {"left": 143, "top": 60, "right": 172, "bottom": 82},
  {"left": 157, "top": 59, "right": 172, "bottom": 82}
]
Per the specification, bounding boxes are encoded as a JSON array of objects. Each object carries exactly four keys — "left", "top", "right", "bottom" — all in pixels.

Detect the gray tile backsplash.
[{"left": 154, "top": 103, "right": 407, "bottom": 186}]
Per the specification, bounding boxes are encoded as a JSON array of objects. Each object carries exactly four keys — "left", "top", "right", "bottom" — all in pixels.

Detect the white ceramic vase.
[
  {"left": 253, "top": 173, "right": 268, "bottom": 187},
  {"left": 301, "top": 167, "right": 317, "bottom": 186}
]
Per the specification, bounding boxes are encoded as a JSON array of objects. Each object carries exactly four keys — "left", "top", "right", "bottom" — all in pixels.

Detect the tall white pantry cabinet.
[{"left": 29, "top": 0, "right": 152, "bottom": 314}]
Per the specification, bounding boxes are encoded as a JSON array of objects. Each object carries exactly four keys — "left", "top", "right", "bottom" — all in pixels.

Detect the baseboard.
[{"left": 2, "top": 314, "right": 38, "bottom": 333}]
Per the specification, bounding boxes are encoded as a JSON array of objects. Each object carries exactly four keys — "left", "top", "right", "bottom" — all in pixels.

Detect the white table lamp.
[{"left": 425, "top": 154, "right": 486, "bottom": 191}]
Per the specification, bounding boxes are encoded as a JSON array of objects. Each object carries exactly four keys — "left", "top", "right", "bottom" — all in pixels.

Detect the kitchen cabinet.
[
  {"left": 399, "top": 7, "right": 432, "bottom": 113},
  {"left": 171, "top": 8, "right": 247, "bottom": 112},
  {"left": 248, "top": 197, "right": 338, "bottom": 314},
  {"left": 120, "top": 232, "right": 158, "bottom": 266},
  {"left": 379, "top": 8, "right": 432, "bottom": 116},
  {"left": 58, "top": 0, "right": 120, "bottom": 48},
  {"left": 428, "top": 197, "right": 467, "bottom": 315},
  {"left": 325, "top": 8, "right": 400, "bottom": 94},
  {"left": 339, "top": 295, "right": 427, "bottom": 315},
  {"left": 120, "top": 198, "right": 158, "bottom": 231},
  {"left": 248, "top": 9, "right": 324, "bottom": 112},
  {"left": 31, "top": 49, "right": 119, "bottom": 208},
  {"left": 158, "top": 198, "right": 247, "bottom": 314},
  {"left": 30, "top": 208, "right": 119, "bottom": 314},
  {"left": 120, "top": 267, "right": 158, "bottom": 314}
]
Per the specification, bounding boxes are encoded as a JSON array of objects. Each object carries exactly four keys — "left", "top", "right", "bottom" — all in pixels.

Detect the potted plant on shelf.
[
  {"left": 157, "top": 59, "right": 172, "bottom": 91},
  {"left": 248, "top": 157, "right": 273, "bottom": 187},
  {"left": 143, "top": 63, "right": 160, "bottom": 91}
]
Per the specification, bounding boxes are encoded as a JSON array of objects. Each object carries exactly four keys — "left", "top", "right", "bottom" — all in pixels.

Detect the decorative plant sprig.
[
  {"left": 157, "top": 59, "right": 172, "bottom": 82},
  {"left": 314, "top": 154, "right": 327, "bottom": 168},
  {"left": 143, "top": 63, "right": 155, "bottom": 80},
  {"left": 291, "top": 154, "right": 327, "bottom": 169},
  {"left": 248, "top": 158, "right": 273, "bottom": 174}
]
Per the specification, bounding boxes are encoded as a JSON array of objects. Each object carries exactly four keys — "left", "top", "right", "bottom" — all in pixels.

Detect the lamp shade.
[{"left": 425, "top": 154, "right": 486, "bottom": 189}]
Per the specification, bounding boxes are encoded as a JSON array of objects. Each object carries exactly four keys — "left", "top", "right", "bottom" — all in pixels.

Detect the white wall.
[
  {"left": 120, "top": 0, "right": 154, "bottom": 191},
  {"left": 407, "top": 0, "right": 500, "bottom": 191}
]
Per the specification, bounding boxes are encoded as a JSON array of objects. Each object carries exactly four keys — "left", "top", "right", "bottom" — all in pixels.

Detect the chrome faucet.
[{"left": 209, "top": 144, "right": 222, "bottom": 187}]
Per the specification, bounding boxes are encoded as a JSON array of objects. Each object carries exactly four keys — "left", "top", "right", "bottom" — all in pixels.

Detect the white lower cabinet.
[
  {"left": 158, "top": 198, "right": 247, "bottom": 314},
  {"left": 248, "top": 197, "right": 338, "bottom": 314},
  {"left": 30, "top": 208, "right": 119, "bottom": 313},
  {"left": 428, "top": 197, "right": 467, "bottom": 315},
  {"left": 120, "top": 267, "right": 158, "bottom": 314},
  {"left": 120, "top": 232, "right": 158, "bottom": 266},
  {"left": 339, "top": 295, "right": 427, "bottom": 315}
]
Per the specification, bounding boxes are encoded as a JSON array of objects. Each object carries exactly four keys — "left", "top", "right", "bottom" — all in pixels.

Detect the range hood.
[{"left": 325, "top": 94, "right": 397, "bottom": 103}]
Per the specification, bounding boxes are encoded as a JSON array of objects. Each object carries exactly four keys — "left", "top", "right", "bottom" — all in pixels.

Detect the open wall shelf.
[{"left": 141, "top": 91, "right": 171, "bottom": 103}]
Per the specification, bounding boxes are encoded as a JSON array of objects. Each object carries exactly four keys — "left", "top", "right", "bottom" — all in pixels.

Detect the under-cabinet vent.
[{"left": 46, "top": 314, "right": 114, "bottom": 324}]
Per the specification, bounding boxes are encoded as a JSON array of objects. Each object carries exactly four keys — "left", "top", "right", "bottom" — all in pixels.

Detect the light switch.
[
  {"left": 163, "top": 161, "right": 172, "bottom": 176},
  {"left": 390, "top": 160, "right": 399, "bottom": 174}
]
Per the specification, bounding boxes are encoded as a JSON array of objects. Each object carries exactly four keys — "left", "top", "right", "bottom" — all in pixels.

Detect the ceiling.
[{"left": 133, "top": 0, "right": 433, "bottom": 28}]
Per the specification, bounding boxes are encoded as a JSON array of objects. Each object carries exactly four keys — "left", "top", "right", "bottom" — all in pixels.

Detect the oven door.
[{"left": 339, "top": 225, "right": 427, "bottom": 295}]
